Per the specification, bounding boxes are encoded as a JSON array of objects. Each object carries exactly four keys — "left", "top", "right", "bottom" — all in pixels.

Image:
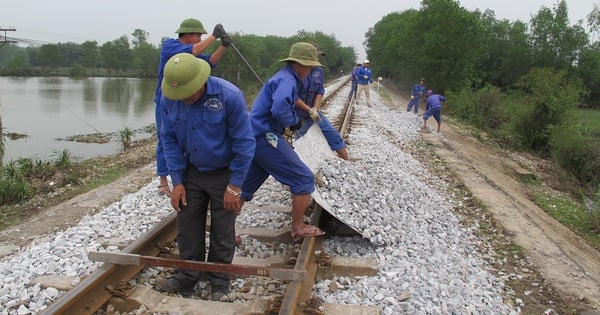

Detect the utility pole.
[{"left": 0, "top": 27, "right": 17, "bottom": 48}]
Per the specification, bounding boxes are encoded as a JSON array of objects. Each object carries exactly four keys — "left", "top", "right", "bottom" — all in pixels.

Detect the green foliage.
[
  {"left": 0, "top": 160, "right": 33, "bottom": 205},
  {"left": 529, "top": 0, "right": 589, "bottom": 71},
  {"left": 365, "top": 0, "right": 485, "bottom": 93},
  {"left": 586, "top": 189, "right": 600, "bottom": 233},
  {"left": 446, "top": 85, "right": 504, "bottom": 131},
  {"left": 579, "top": 46, "right": 600, "bottom": 108},
  {"left": 512, "top": 68, "right": 581, "bottom": 153},
  {"left": 52, "top": 149, "right": 74, "bottom": 168},
  {"left": 477, "top": 12, "right": 532, "bottom": 88},
  {"left": 0, "top": 176, "right": 32, "bottom": 205},
  {"left": 549, "top": 120, "right": 599, "bottom": 186},
  {"left": 118, "top": 127, "right": 135, "bottom": 149},
  {"left": 133, "top": 43, "right": 159, "bottom": 77},
  {"left": 532, "top": 187, "right": 600, "bottom": 241},
  {"left": 69, "top": 63, "right": 88, "bottom": 77}
]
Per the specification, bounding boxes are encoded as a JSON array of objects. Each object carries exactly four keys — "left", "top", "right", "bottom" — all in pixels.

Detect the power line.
[{"left": 0, "top": 27, "right": 17, "bottom": 48}]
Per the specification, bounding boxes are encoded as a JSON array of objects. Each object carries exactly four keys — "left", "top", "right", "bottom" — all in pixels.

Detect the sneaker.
[
  {"left": 155, "top": 277, "right": 193, "bottom": 296},
  {"left": 211, "top": 285, "right": 230, "bottom": 301}
]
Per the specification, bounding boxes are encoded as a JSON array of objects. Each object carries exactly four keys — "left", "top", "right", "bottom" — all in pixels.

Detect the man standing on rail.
[
  {"left": 348, "top": 63, "right": 360, "bottom": 103},
  {"left": 241, "top": 42, "right": 326, "bottom": 242},
  {"left": 355, "top": 59, "right": 373, "bottom": 107},
  {"left": 154, "top": 18, "right": 233, "bottom": 197},
  {"left": 155, "top": 53, "right": 255, "bottom": 301},
  {"left": 293, "top": 42, "right": 350, "bottom": 160}
]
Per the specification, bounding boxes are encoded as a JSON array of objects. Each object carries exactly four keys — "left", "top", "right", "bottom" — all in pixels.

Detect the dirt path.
[{"left": 381, "top": 84, "right": 600, "bottom": 311}]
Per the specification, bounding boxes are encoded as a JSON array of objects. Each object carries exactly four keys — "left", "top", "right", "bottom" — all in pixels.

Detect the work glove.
[
  {"left": 212, "top": 23, "right": 226, "bottom": 39},
  {"left": 221, "top": 33, "right": 232, "bottom": 47},
  {"left": 290, "top": 119, "right": 302, "bottom": 131},
  {"left": 308, "top": 108, "right": 320, "bottom": 122}
]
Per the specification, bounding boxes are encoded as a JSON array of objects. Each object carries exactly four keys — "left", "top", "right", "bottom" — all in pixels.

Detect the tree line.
[
  {"left": 366, "top": 0, "right": 599, "bottom": 107},
  {"left": 0, "top": 29, "right": 355, "bottom": 94}
]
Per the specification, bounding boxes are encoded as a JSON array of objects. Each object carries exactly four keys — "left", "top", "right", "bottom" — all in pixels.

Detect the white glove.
[
  {"left": 308, "top": 108, "right": 320, "bottom": 122},
  {"left": 410, "top": 95, "right": 415, "bottom": 99},
  {"left": 363, "top": 75, "right": 368, "bottom": 79}
]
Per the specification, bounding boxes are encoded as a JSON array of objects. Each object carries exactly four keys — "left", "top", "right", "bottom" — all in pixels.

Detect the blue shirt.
[
  {"left": 295, "top": 67, "right": 325, "bottom": 120},
  {"left": 249, "top": 64, "right": 302, "bottom": 136},
  {"left": 160, "top": 76, "right": 255, "bottom": 187},
  {"left": 411, "top": 83, "right": 427, "bottom": 98},
  {"left": 356, "top": 66, "right": 373, "bottom": 85},
  {"left": 154, "top": 38, "right": 211, "bottom": 104},
  {"left": 426, "top": 94, "right": 446, "bottom": 109},
  {"left": 351, "top": 67, "right": 359, "bottom": 83}
]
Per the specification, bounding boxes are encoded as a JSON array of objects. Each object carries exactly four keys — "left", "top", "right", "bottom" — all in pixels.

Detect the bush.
[
  {"left": 549, "top": 122, "right": 594, "bottom": 183},
  {"left": 512, "top": 68, "right": 582, "bottom": 154}
]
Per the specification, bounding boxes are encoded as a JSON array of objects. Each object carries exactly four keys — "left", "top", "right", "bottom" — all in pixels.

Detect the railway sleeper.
[
  {"left": 106, "top": 285, "right": 380, "bottom": 315},
  {"left": 71, "top": 254, "right": 378, "bottom": 314}
]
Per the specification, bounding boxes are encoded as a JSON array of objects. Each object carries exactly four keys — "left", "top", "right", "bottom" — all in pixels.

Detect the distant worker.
[
  {"left": 156, "top": 53, "right": 255, "bottom": 301},
  {"left": 407, "top": 78, "right": 426, "bottom": 114},
  {"left": 355, "top": 59, "right": 373, "bottom": 107},
  {"left": 422, "top": 90, "right": 446, "bottom": 132},
  {"left": 154, "top": 18, "right": 232, "bottom": 196},
  {"left": 241, "top": 42, "right": 326, "bottom": 242},
  {"left": 348, "top": 63, "right": 361, "bottom": 103},
  {"left": 294, "top": 43, "right": 350, "bottom": 161}
]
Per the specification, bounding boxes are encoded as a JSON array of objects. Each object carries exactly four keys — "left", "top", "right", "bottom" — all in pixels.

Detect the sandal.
[
  {"left": 291, "top": 225, "right": 325, "bottom": 242},
  {"left": 158, "top": 184, "right": 171, "bottom": 197}
]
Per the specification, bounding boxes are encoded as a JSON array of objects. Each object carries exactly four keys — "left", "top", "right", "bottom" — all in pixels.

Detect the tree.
[
  {"left": 133, "top": 42, "right": 158, "bottom": 77},
  {"left": 365, "top": 11, "right": 419, "bottom": 83},
  {"left": 80, "top": 41, "right": 100, "bottom": 69},
  {"left": 131, "top": 29, "right": 149, "bottom": 48},
  {"left": 37, "top": 44, "right": 61, "bottom": 69},
  {"left": 477, "top": 10, "right": 533, "bottom": 88},
  {"left": 100, "top": 35, "right": 132, "bottom": 74},
  {"left": 513, "top": 67, "right": 582, "bottom": 153},
  {"left": 579, "top": 46, "right": 600, "bottom": 107},
  {"left": 529, "top": 0, "right": 589, "bottom": 70}
]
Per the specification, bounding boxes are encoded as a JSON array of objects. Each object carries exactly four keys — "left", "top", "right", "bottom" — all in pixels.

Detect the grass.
[
  {"left": 528, "top": 182, "right": 600, "bottom": 251},
  {"left": 578, "top": 109, "right": 600, "bottom": 137},
  {"left": 0, "top": 137, "right": 155, "bottom": 230}
]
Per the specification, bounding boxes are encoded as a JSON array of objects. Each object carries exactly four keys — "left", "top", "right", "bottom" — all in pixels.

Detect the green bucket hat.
[
  {"left": 161, "top": 53, "right": 211, "bottom": 100},
  {"left": 280, "top": 42, "right": 323, "bottom": 67},
  {"left": 175, "top": 18, "right": 207, "bottom": 34}
]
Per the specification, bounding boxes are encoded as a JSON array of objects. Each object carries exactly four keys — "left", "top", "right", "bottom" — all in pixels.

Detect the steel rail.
[
  {"left": 278, "top": 78, "right": 354, "bottom": 315},
  {"left": 41, "top": 212, "right": 178, "bottom": 315}
]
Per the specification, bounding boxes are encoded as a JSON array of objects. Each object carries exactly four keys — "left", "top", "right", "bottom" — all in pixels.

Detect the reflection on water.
[{"left": 0, "top": 77, "right": 157, "bottom": 163}]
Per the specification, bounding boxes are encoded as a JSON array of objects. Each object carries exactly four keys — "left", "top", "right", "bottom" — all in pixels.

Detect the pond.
[{"left": 0, "top": 76, "right": 157, "bottom": 163}]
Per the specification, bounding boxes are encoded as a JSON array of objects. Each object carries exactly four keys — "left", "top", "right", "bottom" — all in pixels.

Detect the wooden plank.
[{"left": 89, "top": 251, "right": 305, "bottom": 281}]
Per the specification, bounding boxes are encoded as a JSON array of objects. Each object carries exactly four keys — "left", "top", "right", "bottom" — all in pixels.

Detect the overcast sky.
[{"left": 1, "top": 0, "right": 596, "bottom": 61}]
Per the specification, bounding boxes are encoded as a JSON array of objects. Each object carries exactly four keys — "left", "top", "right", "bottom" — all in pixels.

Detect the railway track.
[{"left": 41, "top": 76, "right": 378, "bottom": 315}]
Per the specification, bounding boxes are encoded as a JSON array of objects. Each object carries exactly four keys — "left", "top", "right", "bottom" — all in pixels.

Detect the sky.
[{"left": 1, "top": 0, "right": 597, "bottom": 61}]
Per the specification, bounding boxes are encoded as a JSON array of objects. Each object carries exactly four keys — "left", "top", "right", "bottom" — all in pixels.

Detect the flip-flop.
[{"left": 291, "top": 225, "right": 325, "bottom": 242}]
